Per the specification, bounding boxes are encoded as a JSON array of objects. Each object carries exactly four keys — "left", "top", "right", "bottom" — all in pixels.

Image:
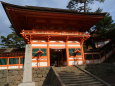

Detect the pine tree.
[{"left": 0, "top": 26, "right": 25, "bottom": 48}]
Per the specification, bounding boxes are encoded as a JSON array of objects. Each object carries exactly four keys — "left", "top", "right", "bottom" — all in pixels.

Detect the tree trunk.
[{"left": 84, "top": 2, "right": 86, "bottom": 12}]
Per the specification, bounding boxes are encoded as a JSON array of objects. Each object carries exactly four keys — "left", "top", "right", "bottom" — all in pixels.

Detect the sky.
[{"left": 0, "top": 0, "right": 115, "bottom": 37}]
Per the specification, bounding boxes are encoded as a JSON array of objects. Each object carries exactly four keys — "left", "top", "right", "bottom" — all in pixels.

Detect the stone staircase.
[
  {"left": 54, "top": 66, "right": 110, "bottom": 86},
  {"left": 0, "top": 66, "right": 111, "bottom": 86}
]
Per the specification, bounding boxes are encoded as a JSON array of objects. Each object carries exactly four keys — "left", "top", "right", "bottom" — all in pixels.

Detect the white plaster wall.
[
  {"left": 20, "top": 66, "right": 23, "bottom": 68},
  {"left": 77, "top": 61, "right": 83, "bottom": 65},
  {"left": 69, "top": 61, "right": 83, "bottom": 65},
  {"left": 32, "top": 58, "right": 47, "bottom": 61},
  {"left": 32, "top": 62, "right": 38, "bottom": 66},
  {"left": 49, "top": 44, "right": 65, "bottom": 47},
  {"left": 8, "top": 66, "right": 18, "bottom": 69},
  {"left": 69, "top": 57, "right": 82, "bottom": 60},
  {"left": 68, "top": 44, "right": 80, "bottom": 47},
  {"left": 32, "top": 62, "right": 47, "bottom": 67},
  {"left": 40, "top": 62, "right": 47, "bottom": 66},
  {"left": 0, "top": 67, "right": 7, "bottom": 70},
  {"left": 32, "top": 44, "right": 47, "bottom": 47},
  {"left": 69, "top": 61, "right": 76, "bottom": 65}
]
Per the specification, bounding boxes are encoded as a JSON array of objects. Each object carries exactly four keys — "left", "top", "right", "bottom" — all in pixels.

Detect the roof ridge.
[{"left": 1, "top": 1, "right": 106, "bottom": 15}]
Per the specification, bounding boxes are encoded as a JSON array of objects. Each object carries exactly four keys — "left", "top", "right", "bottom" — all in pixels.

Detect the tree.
[
  {"left": 86, "top": 11, "right": 114, "bottom": 49},
  {"left": 95, "top": 8, "right": 103, "bottom": 13},
  {"left": 67, "top": 0, "right": 105, "bottom": 12},
  {"left": 0, "top": 26, "right": 25, "bottom": 48},
  {"left": 106, "top": 25, "right": 115, "bottom": 39},
  {"left": 94, "top": 13, "right": 113, "bottom": 39}
]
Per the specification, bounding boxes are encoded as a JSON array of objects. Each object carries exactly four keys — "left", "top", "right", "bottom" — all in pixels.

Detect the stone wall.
[
  {"left": 32, "top": 67, "right": 50, "bottom": 86},
  {"left": 0, "top": 67, "right": 50, "bottom": 86},
  {"left": 0, "top": 70, "right": 7, "bottom": 86}
]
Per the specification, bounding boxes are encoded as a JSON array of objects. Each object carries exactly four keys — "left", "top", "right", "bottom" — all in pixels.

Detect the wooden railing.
[
  {"left": 0, "top": 52, "right": 24, "bottom": 69},
  {"left": 85, "top": 38, "right": 115, "bottom": 64}
]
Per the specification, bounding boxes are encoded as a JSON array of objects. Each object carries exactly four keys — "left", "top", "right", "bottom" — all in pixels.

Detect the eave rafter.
[
  {"left": 1, "top": 2, "right": 106, "bottom": 36},
  {"left": 20, "top": 30, "right": 90, "bottom": 41}
]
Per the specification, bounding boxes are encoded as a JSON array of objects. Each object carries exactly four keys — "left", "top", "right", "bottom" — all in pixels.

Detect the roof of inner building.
[
  {"left": 1, "top": 2, "right": 106, "bottom": 36},
  {"left": 0, "top": 48, "right": 25, "bottom": 57}
]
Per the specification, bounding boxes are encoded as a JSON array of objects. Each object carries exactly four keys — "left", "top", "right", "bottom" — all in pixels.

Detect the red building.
[{"left": 0, "top": 2, "right": 105, "bottom": 69}]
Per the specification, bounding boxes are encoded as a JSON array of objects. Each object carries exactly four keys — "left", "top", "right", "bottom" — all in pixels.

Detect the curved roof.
[{"left": 1, "top": 2, "right": 106, "bottom": 35}]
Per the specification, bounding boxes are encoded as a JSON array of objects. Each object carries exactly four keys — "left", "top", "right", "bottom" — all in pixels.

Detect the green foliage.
[
  {"left": 95, "top": 8, "right": 103, "bottom": 13},
  {"left": 0, "top": 31, "right": 25, "bottom": 48},
  {"left": 96, "top": 13, "right": 113, "bottom": 30},
  {"left": 67, "top": 0, "right": 105, "bottom": 12},
  {"left": 106, "top": 26, "right": 115, "bottom": 39},
  {"left": 94, "top": 13, "right": 114, "bottom": 39}
]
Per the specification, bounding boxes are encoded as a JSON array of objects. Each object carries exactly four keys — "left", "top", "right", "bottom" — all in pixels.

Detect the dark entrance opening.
[{"left": 50, "top": 48, "right": 67, "bottom": 67}]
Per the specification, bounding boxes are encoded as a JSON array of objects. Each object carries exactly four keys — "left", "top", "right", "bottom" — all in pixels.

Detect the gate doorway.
[{"left": 50, "top": 48, "right": 67, "bottom": 67}]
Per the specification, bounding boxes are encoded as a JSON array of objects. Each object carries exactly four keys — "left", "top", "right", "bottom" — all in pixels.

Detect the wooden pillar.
[
  {"left": 81, "top": 39, "right": 85, "bottom": 64},
  {"left": 18, "top": 57, "right": 20, "bottom": 68},
  {"left": 7, "top": 57, "right": 9, "bottom": 69},
  {"left": 65, "top": 38, "right": 69, "bottom": 66},
  {"left": 47, "top": 37, "right": 50, "bottom": 66}
]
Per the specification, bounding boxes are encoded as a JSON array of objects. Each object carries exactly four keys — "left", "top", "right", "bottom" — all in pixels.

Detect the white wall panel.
[
  {"left": 9, "top": 66, "right": 18, "bottom": 69},
  {"left": 40, "top": 62, "right": 47, "bottom": 66},
  {"left": 32, "top": 44, "right": 47, "bottom": 47},
  {"left": 0, "top": 67, "right": 7, "bottom": 70},
  {"left": 49, "top": 44, "right": 65, "bottom": 46},
  {"left": 68, "top": 44, "right": 80, "bottom": 47}
]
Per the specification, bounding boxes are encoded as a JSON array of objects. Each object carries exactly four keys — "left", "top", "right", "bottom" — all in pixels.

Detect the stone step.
[
  {"left": 58, "top": 72, "right": 86, "bottom": 75},
  {"left": 58, "top": 72, "right": 86, "bottom": 74},
  {"left": 64, "top": 82, "right": 104, "bottom": 85},
  {"left": 67, "top": 84, "right": 104, "bottom": 86},
  {"left": 64, "top": 81, "right": 102, "bottom": 84},
  {"left": 59, "top": 74, "right": 89, "bottom": 77},
  {"left": 61, "top": 78, "right": 94, "bottom": 82},
  {"left": 59, "top": 70, "right": 82, "bottom": 73},
  {"left": 60, "top": 76, "right": 94, "bottom": 80},
  {"left": 54, "top": 66, "right": 105, "bottom": 86},
  {"left": 62, "top": 79, "right": 97, "bottom": 83}
]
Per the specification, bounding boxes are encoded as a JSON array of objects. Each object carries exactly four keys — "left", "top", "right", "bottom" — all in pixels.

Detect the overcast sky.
[{"left": 0, "top": 0, "right": 115, "bottom": 37}]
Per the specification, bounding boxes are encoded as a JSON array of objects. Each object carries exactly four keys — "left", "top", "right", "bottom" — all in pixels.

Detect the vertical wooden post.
[
  {"left": 7, "top": 57, "right": 9, "bottom": 69},
  {"left": 47, "top": 37, "right": 50, "bottom": 66},
  {"left": 6, "top": 57, "right": 9, "bottom": 85},
  {"left": 92, "top": 52, "right": 94, "bottom": 64},
  {"left": 81, "top": 39, "right": 85, "bottom": 64},
  {"left": 18, "top": 57, "right": 20, "bottom": 68},
  {"left": 65, "top": 38, "right": 69, "bottom": 66}
]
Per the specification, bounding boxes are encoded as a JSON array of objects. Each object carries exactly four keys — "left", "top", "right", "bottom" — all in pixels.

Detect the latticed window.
[
  {"left": 9, "top": 58, "right": 19, "bottom": 64},
  {"left": 0, "top": 58, "right": 7, "bottom": 65}
]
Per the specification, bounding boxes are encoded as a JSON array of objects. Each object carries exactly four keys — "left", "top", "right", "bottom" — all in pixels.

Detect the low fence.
[
  {"left": 85, "top": 38, "right": 115, "bottom": 64},
  {"left": 0, "top": 52, "right": 24, "bottom": 69}
]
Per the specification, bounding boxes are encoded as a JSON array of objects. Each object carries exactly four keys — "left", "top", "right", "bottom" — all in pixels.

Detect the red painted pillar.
[
  {"left": 47, "top": 37, "right": 50, "bottom": 66},
  {"left": 65, "top": 40, "right": 69, "bottom": 66},
  {"left": 81, "top": 39, "right": 85, "bottom": 64}
]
